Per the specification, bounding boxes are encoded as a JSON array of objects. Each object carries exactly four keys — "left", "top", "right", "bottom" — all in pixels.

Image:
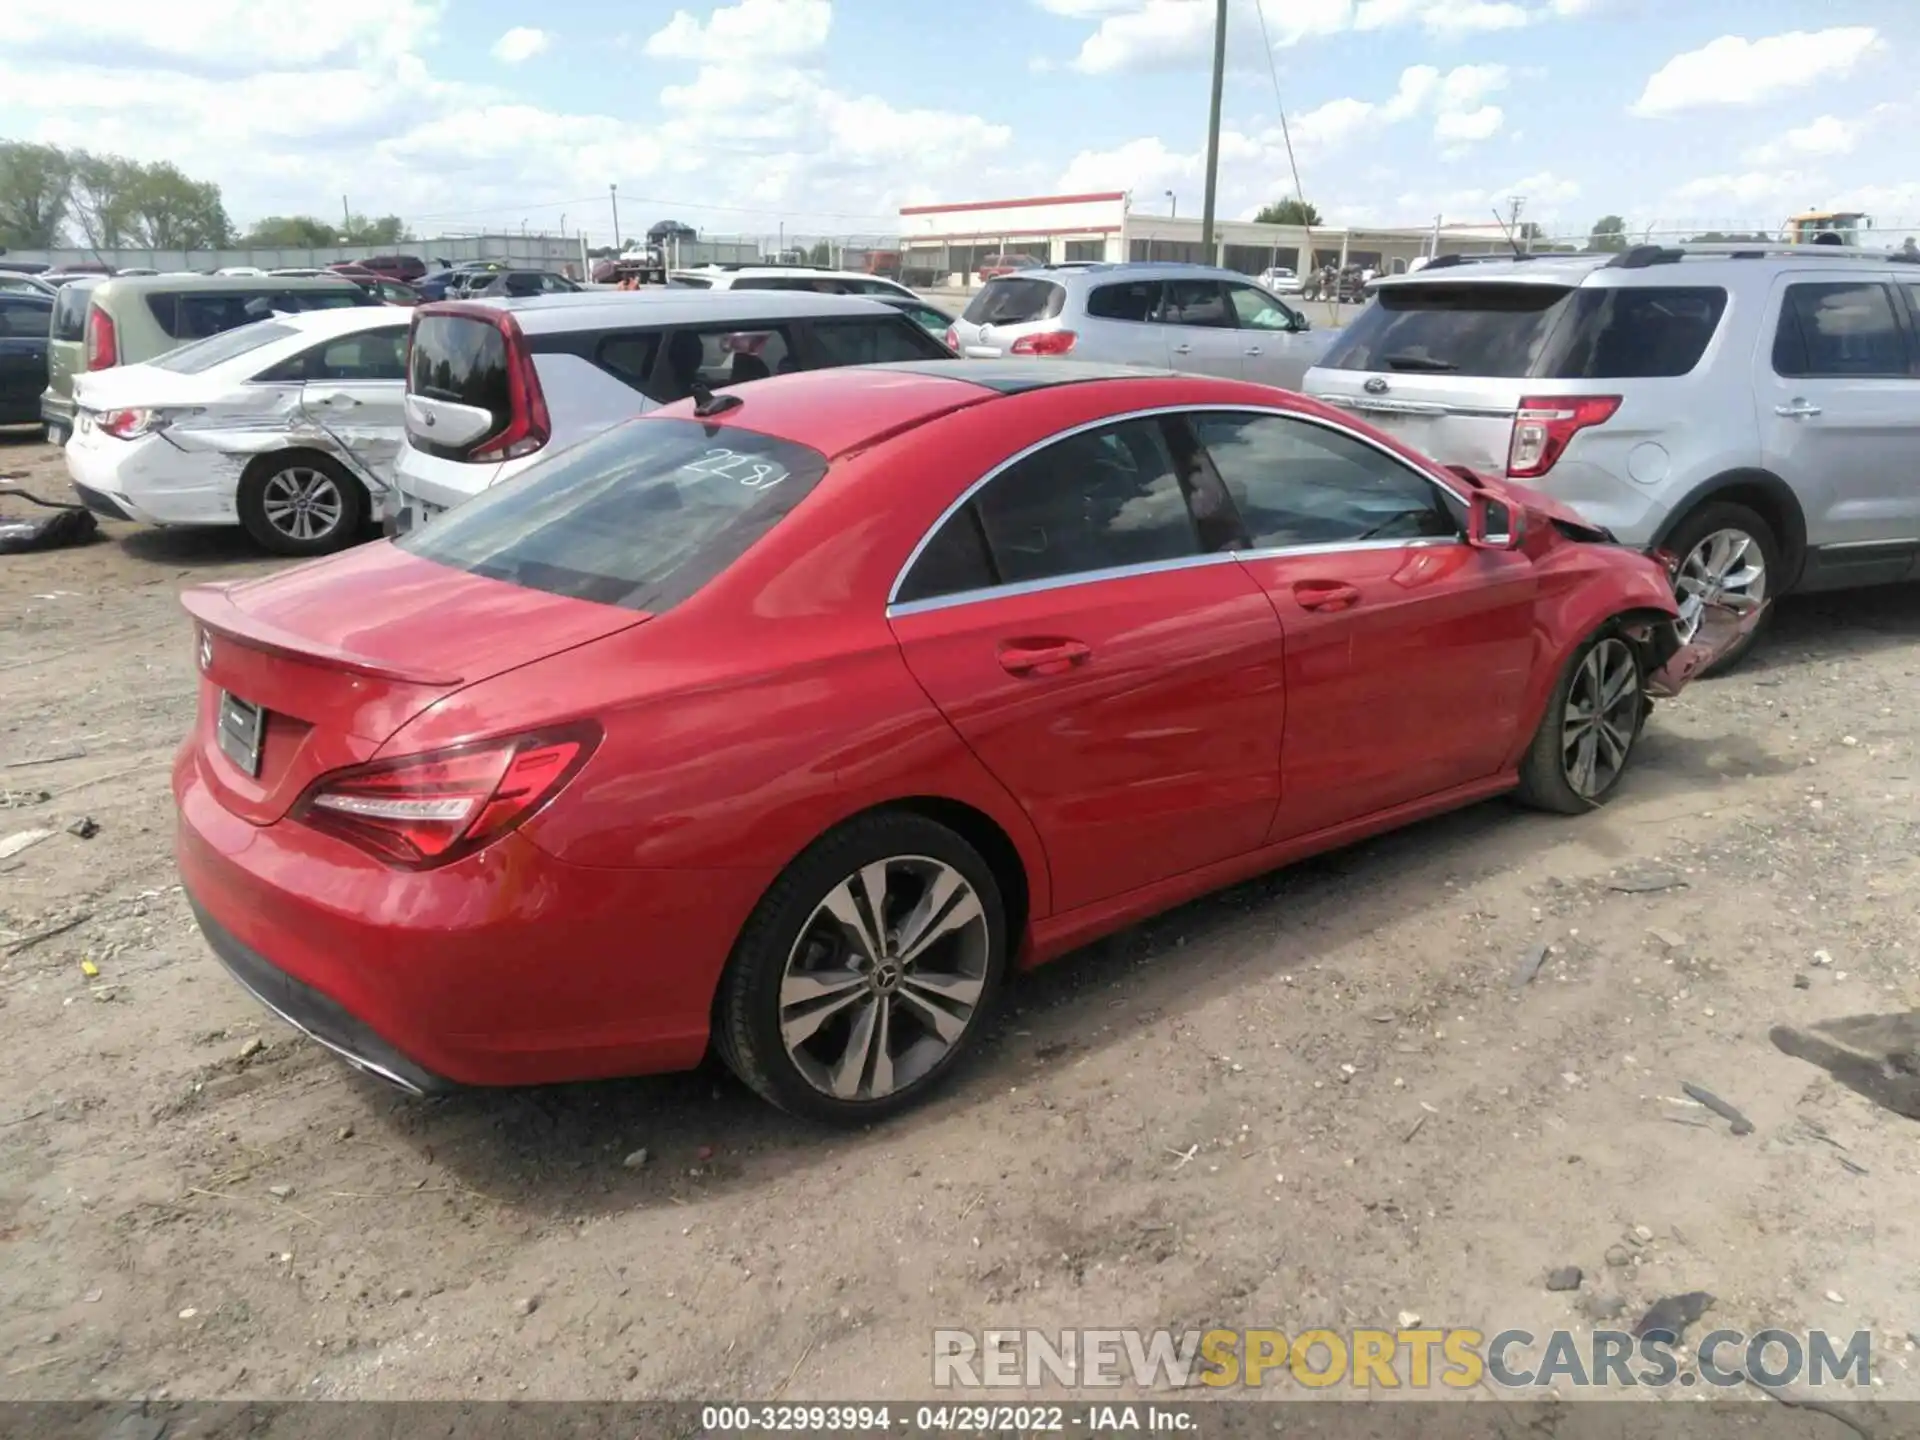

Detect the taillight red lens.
[
  {"left": 294, "top": 723, "right": 600, "bottom": 870},
  {"left": 1010, "top": 330, "right": 1076, "bottom": 356},
  {"left": 1507, "top": 394, "right": 1621, "bottom": 479},
  {"left": 85, "top": 307, "right": 117, "bottom": 370},
  {"left": 469, "top": 312, "right": 551, "bottom": 464},
  {"left": 100, "top": 408, "right": 158, "bottom": 439},
  {"left": 944, "top": 326, "right": 958, "bottom": 351}
]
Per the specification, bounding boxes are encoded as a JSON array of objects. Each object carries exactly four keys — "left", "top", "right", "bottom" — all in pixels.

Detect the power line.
[{"left": 1252, "top": 0, "right": 1320, "bottom": 292}]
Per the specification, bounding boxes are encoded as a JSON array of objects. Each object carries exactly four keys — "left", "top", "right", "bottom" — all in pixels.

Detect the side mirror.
[{"left": 1467, "top": 492, "right": 1523, "bottom": 550}]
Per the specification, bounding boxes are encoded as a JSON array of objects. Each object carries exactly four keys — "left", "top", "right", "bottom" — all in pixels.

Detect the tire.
[
  {"left": 713, "top": 811, "right": 1009, "bottom": 1126},
  {"left": 1514, "top": 624, "right": 1647, "bottom": 815},
  {"left": 237, "top": 452, "right": 367, "bottom": 557},
  {"left": 1660, "top": 500, "right": 1779, "bottom": 674}
]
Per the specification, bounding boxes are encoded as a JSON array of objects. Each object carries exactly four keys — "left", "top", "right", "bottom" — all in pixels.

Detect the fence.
[{"left": 0, "top": 232, "right": 589, "bottom": 277}]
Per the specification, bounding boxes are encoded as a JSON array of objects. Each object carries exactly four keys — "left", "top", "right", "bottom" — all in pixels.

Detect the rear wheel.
[
  {"left": 713, "top": 812, "right": 1009, "bottom": 1125},
  {"left": 1515, "top": 627, "right": 1646, "bottom": 815},
  {"left": 238, "top": 452, "right": 366, "bottom": 557},
  {"left": 1662, "top": 500, "right": 1777, "bottom": 673}
]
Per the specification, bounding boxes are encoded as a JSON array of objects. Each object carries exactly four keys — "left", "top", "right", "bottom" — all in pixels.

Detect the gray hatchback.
[{"left": 949, "top": 263, "right": 1339, "bottom": 391}]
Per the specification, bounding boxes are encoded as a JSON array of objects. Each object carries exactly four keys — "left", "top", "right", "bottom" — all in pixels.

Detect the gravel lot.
[{"left": 2, "top": 430, "right": 1918, "bottom": 1404}]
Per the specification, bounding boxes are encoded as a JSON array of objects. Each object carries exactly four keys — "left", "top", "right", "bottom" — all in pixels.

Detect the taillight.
[
  {"left": 469, "top": 312, "right": 551, "bottom": 464},
  {"left": 1010, "top": 330, "right": 1076, "bottom": 357},
  {"left": 1507, "top": 395, "right": 1621, "bottom": 479},
  {"left": 85, "top": 307, "right": 117, "bottom": 370},
  {"left": 100, "top": 408, "right": 160, "bottom": 439},
  {"left": 294, "top": 723, "right": 600, "bottom": 870},
  {"left": 944, "top": 326, "right": 957, "bottom": 351}
]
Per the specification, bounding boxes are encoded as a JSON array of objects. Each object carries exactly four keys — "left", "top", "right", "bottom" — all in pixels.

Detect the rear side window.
[
  {"left": 731, "top": 276, "right": 808, "bottom": 291},
  {"left": 807, "top": 318, "right": 946, "bottom": 366},
  {"left": 1542, "top": 287, "right": 1727, "bottom": 378},
  {"left": 1086, "top": 281, "right": 1162, "bottom": 323},
  {"left": 51, "top": 282, "right": 96, "bottom": 341},
  {"left": 147, "top": 288, "right": 372, "bottom": 339},
  {"left": 151, "top": 321, "right": 297, "bottom": 373},
  {"left": 1319, "top": 283, "right": 1575, "bottom": 377},
  {"left": 0, "top": 296, "right": 50, "bottom": 338},
  {"left": 409, "top": 313, "right": 509, "bottom": 422},
  {"left": 398, "top": 418, "right": 830, "bottom": 612},
  {"left": 1772, "top": 282, "right": 1910, "bottom": 378},
  {"left": 961, "top": 278, "right": 1065, "bottom": 326},
  {"left": 668, "top": 275, "right": 714, "bottom": 289}
]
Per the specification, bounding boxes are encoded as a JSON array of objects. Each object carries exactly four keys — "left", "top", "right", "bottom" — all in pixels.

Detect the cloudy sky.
[{"left": 3, "top": 0, "right": 1914, "bottom": 245}]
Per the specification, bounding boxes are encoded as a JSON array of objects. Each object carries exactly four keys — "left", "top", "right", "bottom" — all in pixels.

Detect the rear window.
[
  {"left": 145, "top": 287, "right": 373, "bottom": 340},
  {"left": 961, "top": 277, "right": 1065, "bottom": 326},
  {"left": 1319, "top": 283, "right": 1575, "bottom": 377},
  {"left": 409, "top": 313, "right": 509, "bottom": 423},
  {"left": 50, "top": 281, "right": 98, "bottom": 342},
  {"left": 1537, "top": 286, "right": 1728, "bottom": 378},
  {"left": 151, "top": 321, "right": 297, "bottom": 373},
  {"left": 398, "top": 418, "right": 830, "bottom": 612}
]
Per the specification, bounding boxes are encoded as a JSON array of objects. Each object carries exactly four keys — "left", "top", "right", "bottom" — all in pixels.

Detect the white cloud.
[
  {"left": 489, "top": 27, "right": 549, "bottom": 63},
  {"left": 1745, "top": 114, "right": 1861, "bottom": 165},
  {"left": 1671, "top": 170, "right": 1808, "bottom": 208},
  {"left": 1356, "top": 0, "right": 1529, "bottom": 36},
  {"left": 1436, "top": 106, "right": 1504, "bottom": 143},
  {"left": 8, "top": 0, "right": 440, "bottom": 72},
  {"left": 643, "top": 0, "right": 831, "bottom": 62},
  {"left": 1631, "top": 28, "right": 1882, "bottom": 118}
]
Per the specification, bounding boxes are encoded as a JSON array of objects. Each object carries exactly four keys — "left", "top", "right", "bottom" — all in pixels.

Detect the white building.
[{"left": 898, "top": 190, "right": 1521, "bottom": 287}]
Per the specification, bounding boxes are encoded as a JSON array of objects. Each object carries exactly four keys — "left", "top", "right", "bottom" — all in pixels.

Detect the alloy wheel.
[
  {"left": 1561, "top": 638, "right": 1640, "bottom": 801},
  {"left": 778, "top": 855, "right": 991, "bottom": 1103},
  {"left": 261, "top": 467, "right": 345, "bottom": 543},
  {"left": 1673, "top": 527, "right": 1766, "bottom": 643}
]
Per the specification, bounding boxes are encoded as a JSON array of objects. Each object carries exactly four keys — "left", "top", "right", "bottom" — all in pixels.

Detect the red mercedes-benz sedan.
[{"left": 174, "top": 360, "right": 1740, "bottom": 1124}]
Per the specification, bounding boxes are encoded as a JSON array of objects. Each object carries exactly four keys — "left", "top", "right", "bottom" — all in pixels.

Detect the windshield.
[
  {"left": 151, "top": 321, "right": 299, "bottom": 373},
  {"left": 399, "top": 418, "right": 831, "bottom": 612}
]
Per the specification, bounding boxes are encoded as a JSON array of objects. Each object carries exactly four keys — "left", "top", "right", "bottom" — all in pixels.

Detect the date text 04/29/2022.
[{"left": 699, "top": 1403, "right": 1193, "bottom": 1432}]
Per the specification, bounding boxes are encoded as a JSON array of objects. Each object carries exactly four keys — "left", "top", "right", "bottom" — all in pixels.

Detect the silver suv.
[
  {"left": 1304, "top": 242, "right": 1920, "bottom": 663},
  {"left": 951, "top": 263, "right": 1339, "bottom": 391}
]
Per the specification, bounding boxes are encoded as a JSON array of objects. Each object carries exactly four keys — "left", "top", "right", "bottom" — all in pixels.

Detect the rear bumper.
[
  {"left": 65, "top": 429, "right": 238, "bottom": 526},
  {"left": 69, "top": 481, "right": 135, "bottom": 521},
  {"left": 41, "top": 390, "right": 74, "bottom": 428},
  {"left": 189, "top": 895, "right": 455, "bottom": 1095}
]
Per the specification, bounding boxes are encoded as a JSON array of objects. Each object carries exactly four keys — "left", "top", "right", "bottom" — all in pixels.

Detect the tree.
[
  {"left": 341, "top": 213, "right": 411, "bottom": 245},
  {"left": 1903, "top": 237, "right": 1920, "bottom": 259},
  {"left": 1255, "top": 197, "right": 1321, "bottom": 227},
  {"left": 0, "top": 141, "right": 72, "bottom": 249},
  {"left": 241, "top": 215, "right": 344, "bottom": 247},
  {"left": 805, "top": 240, "right": 833, "bottom": 266},
  {"left": 123, "top": 161, "right": 230, "bottom": 249},
  {"left": 68, "top": 151, "right": 145, "bottom": 249},
  {"left": 1687, "top": 230, "right": 1771, "bottom": 243},
  {"left": 1585, "top": 215, "right": 1629, "bottom": 252}
]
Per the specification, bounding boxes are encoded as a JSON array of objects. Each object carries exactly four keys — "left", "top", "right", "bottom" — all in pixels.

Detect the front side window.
[
  {"left": 1773, "top": 281, "right": 1909, "bottom": 378},
  {"left": 653, "top": 326, "right": 795, "bottom": 400},
  {"left": 898, "top": 418, "right": 1203, "bottom": 602},
  {"left": 1192, "top": 412, "right": 1458, "bottom": 549},
  {"left": 400, "top": 417, "right": 830, "bottom": 612},
  {"left": 807, "top": 317, "right": 946, "bottom": 366},
  {"left": 1225, "top": 283, "right": 1299, "bottom": 331}
]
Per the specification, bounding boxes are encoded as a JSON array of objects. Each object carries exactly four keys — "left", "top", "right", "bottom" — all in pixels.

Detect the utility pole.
[
  {"left": 1199, "top": 0, "right": 1228, "bottom": 258},
  {"left": 1507, "top": 194, "right": 1527, "bottom": 252},
  {"left": 341, "top": 195, "right": 350, "bottom": 234},
  {"left": 609, "top": 184, "right": 621, "bottom": 251}
]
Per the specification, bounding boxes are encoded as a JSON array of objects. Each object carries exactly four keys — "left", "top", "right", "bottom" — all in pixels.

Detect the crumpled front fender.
[{"left": 1642, "top": 601, "right": 1770, "bottom": 697}]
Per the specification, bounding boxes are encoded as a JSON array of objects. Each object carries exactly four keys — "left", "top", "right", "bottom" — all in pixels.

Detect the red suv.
[{"left": 348, "top": 254, "right": 427, "bottom": 284}]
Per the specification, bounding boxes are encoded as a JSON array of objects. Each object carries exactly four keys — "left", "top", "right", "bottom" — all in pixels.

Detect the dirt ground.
[{"left": 2, "top": 428, "right": 1918, "bottom": 1405}]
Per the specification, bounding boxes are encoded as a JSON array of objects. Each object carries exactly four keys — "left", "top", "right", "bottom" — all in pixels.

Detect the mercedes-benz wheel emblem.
[
  {"left": 198, "top": 630, "right": 214, "bottom": 671},
  {"left": 1364, "top": 376, "right": 1390, "bottom": 395}
]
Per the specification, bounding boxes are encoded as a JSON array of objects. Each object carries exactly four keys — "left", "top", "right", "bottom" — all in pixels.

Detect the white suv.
[
  {"left": 390, "top": 289, "right": 953, "bottom": 530},
  {"left": 1304, "top": 241, "right": 1920, "bottom": 665},
  {"left": 667, "top": 264, "right": 918, "bottom": 302}
]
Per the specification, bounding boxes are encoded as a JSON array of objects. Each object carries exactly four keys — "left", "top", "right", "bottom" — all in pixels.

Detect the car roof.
[
  {"left": 676, "top": 265, "right": 900, "bottom": 283},
  {"left": 444, "top": 288, "right": 899, "bottom": 334},
  {"left": 993, "top": 262, "right": 1271, "bottom": 287},
  {"left": 269, "top": 305, "right": 410, "bottom": 336},
  {"left": 1375, "top": 244, "right": 1920, "bottom": 291},
  {"left": 93, "top": 273, "right": 368, "bottom": 298}
]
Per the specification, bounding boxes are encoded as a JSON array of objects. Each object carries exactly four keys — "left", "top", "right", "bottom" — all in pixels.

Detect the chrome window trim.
[{"left": 884, "top": 402, "right": 1469, "bottom": 613}]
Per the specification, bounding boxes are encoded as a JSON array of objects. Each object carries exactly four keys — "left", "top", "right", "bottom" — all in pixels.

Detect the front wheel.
[
  {"left": 713, "top": 812, "right": 1009, "bottom": 1125},
  {"left": 1515, "top": 627, "right": 1646, "bottom": 815},
  {"left": 237, "top": 453, "right": 366, "bottom": 557}
]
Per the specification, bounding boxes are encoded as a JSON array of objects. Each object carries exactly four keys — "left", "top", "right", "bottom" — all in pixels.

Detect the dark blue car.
[{"left": 0, "top": 292, "right": 52, "bottom": 427}]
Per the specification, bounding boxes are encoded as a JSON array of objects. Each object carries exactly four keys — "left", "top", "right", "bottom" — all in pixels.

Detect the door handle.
[
  {"left": 317, "top": 392, "right": 363, "bottom": 408},
  {"left": 1171, "top": 343, "right": 1193, "bottom": 355},
  {"left": 1291, "top": 579, "right": 1361, "bottom": 613},
  {"left": 1774, "top": 399, "right": 1822, "bottom": 418},
  {"left": 1244, "top": 346, "right": 1263, "bottom": 356},
  {"left": 997, "top": 639, "right": 1092, "bottom": 677}
]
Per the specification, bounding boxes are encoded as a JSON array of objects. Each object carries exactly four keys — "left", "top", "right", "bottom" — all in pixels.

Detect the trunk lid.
[
  {"left": 73, "top": 362, "right": 224, "bottom": 414},
  {"left": 1304, "top": 369, "right": 1524, "bottom": 476},
  {"left": 182, "top": 543, "right": 647, "bottom": 824}
]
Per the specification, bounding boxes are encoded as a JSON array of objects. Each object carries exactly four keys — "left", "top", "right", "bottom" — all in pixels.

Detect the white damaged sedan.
[{"left": 65, "top": 307, "right": 409, "bottom": 555}]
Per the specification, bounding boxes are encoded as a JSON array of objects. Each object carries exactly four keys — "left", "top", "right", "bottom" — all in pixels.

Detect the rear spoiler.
[{"left": 181, "top": 584, "right": 464, "bottom": 687}]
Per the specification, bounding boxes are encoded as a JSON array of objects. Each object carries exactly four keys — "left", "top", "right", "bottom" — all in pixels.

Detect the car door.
[
  {"left": 1080, "top": 279, "right": 1173, "bottom": 368},
  {"left": 1758, "top": 274, "right": 1920, "bottom": 571},
  {"left": 888, "top": 413, "right": 1288, "bottom": 914},
  {"left": 1156, "top": 279, "right": 1244, "bottom": 379},
  {"left": 295, "top": 325, "right": 410, "bottom": 484},
  {"left": 0, "top": 295, "right": 52, "bottom": 418},
  {"left": 1224, "top": 281, "right": 1322, "bottom": 391},
  {"left": 1190, "top": 409, "right": 1539, "bottom": 840}
]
